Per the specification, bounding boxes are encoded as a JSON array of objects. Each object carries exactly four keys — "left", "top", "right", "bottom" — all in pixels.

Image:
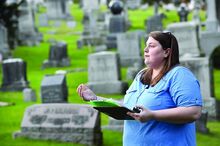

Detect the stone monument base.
[
  {"left": 42, "top": 58, "right": 70, "bottom": 69},
  {"left": 203, "top": 97, "right": 217, "bottom": 120},
  {"left": 88, "top": 81, "right": 128, "bottom": 94}
]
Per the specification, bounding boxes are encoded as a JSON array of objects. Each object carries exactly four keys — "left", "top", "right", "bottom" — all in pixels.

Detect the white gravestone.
[{"left": 88, "top": 51, "right": 128, "bottom": 94}]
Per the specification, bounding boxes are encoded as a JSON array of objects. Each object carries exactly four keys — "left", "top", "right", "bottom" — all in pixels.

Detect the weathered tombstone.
[
  {"left": 145, "top": 14, "right": 164, "bottom": 34},
  {"left": 204, "top": 0, "right": 218, "bottom": 31},
  {"left": 88, "top": 51, "right": 128, "bottom": 94},
  {"left": 23, "top": 88, "right": 37, "bottom": 102},
  {"left": 178, "top": 3, "right": 189, "bottom": 22},
  {"left": 13, "top": 104, "right": 102, "bottom": 146},
  {"left": 1, "top": 58, "right": 29, "bottom": 91},
  {"left": 42, "top": 41, "right": 70, "bottom": 68},
  {"left": 102, "top": 117, "right": 124, "bottom": 131},
  {"left": 41, "top": 74, "right": 68, "bottom": 103},
  {"left": 180, "top": 57, "right": 217, "bottom": 119},
  {"left": 38, "top": 13, "right": 49, "bottom": 27},
  {"left": 82, "top": 0, "right": 99, "bottom": 13},
  {"left": 125, "top": 0, "right": 141, "bottom": 10},
  {"left": 46, "top": 0, "right": 71, "bottom": 20},
  {"left": 116, "top": 31, "right": 143, "bottom": 67},
  {"left": 167, "top": 21, "right": 202, "bottom": 57},
  {"left": 18, "top": 0, "right": 41, "bottom": 46},
  {"left": 106, "top": 0, "right": 127, "bottom": 49},
  {"left": 196, "top": 110, "right": 209, "bottom": 134},
  {"left": 0, "top": 23, "right": 10, "bottom": 59}
]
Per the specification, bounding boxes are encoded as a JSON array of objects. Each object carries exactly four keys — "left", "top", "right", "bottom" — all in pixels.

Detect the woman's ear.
[{"left": 164, "top": 48, "right": 171, "bottom": 58}]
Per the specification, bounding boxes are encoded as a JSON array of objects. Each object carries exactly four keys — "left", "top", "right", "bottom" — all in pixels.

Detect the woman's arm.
[{"left": 127, "top": 106, "right": 202, "bottom": 124}]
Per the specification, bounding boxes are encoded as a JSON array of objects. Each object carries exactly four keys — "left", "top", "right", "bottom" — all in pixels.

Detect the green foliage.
[{"left": 0, "top": 2, "right": 219, "bottom": 146}]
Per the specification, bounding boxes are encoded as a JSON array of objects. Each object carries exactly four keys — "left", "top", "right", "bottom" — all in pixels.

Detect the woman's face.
[{"left": 144, "top": 36, "right": 168, "bottom": 69}]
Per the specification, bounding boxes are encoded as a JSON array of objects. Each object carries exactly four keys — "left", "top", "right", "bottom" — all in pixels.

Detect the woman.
[{"left": 77, "top": 31, "right": 202, "bottom": 146}]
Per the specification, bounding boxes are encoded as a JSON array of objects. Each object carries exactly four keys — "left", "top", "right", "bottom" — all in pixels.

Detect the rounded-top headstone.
[{"left": 109, "top": 0, "right": 124, "bottom": 15}]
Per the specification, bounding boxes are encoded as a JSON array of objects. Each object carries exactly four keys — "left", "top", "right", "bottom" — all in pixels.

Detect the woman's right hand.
[{"left": 76, "top": 84, "right": 97, "bottom": 101}]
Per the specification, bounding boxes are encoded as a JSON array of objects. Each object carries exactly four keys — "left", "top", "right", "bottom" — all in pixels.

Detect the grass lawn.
[{"left": 0, "top": 3, "right": 220, "bottom": 146}]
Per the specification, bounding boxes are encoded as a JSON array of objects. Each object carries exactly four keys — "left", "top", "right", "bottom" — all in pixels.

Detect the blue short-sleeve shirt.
[{"left": 123, "top": 66, "right": 203, "bottom": 146}]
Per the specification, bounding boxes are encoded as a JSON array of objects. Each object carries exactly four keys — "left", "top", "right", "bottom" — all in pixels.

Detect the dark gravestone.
[
  {"left": 106, "top": 0, "right": 126, "bottom": 49},
  {"left": 109, "top": 0, "right": 124, "bottom": 15},
  {"left": 145, "top": 14, "right": 164, "bottom": 33},
  {"left": 13, "top": 104, "right": 102, "bottom": 146},
  {"left": 196, "top": 110, "right": 209, "bottom": 134},
  {"left": 109, "top": 15, "right": 126, "bottom": 33},
  {"left": 178, "top": 3, "right": 189, "bottom": 22},
  {"left": 42, "top": 41, "right": 70, "bottom": 68},
  {"left": 1, "top": 58, "right": 29, "bottom": 91},
  {"left": 41, "top": 74, "right": 68, "bottom": 103}
]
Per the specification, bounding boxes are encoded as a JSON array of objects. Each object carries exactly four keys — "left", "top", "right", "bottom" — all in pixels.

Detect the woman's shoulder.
[
  {"left": 166, "top": 65, "right": 196, "bottom": 80},
  {"left": 169, "top": 65, "right": 193, "bottom": 75}
]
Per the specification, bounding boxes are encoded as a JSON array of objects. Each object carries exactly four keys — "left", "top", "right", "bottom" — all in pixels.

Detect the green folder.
[
  {"left": 88, "top": 99, "right": 120, "bottom": 107},
  {"left": 88, "top": 99, "right": 135, "bottom": 120}
]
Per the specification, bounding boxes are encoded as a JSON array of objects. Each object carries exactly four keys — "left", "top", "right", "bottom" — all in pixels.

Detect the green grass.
[{"left": 0, "top": 3, "right": 220, "bottom": 146}]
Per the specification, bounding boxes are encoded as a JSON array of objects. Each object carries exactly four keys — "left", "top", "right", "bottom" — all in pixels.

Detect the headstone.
[
  {"left": 82, "top": 0, "right": 99, "bottom": 13},
  {"left": 0, "top": 23, "right": 10, "bottom": 59},
  {"left": 167, "top": 21, "right": 202, "bottom": 57},
  {"left": 106, "top": 0, "right": 127, "bottom": 49},
  {"left": 42, "top": 41, "right": 70, "bottom": 68},
  {"left": 13, "top": 104, "right": 102, "bottom": 146},
  {"left": 1, "top": 58, "right": 29, "bottom": 91},
  {"left": 102, "top": 117, "right": 124, "bottom": 131},
  {"left": 145, "top": 14, "right": 164, "bottom": 33},
  {"left": 196, "top": 110, "right": 209, "bottom": 134},
  {"left": 116, "top": 31, "right": 143, "bottom": 67},
  {"left": 205, "top": 0, "right": 218, "bottom": 32},
  {"left": 125, "top": 0, "right": 141, "bottom": 9},
  {"left": 178, "top": 3, "right": 189, "bottom": 22},
  {"left": 23, "top": 88, "right": 37, "bottom": 102},
  {"left": 88, "top": 51, "right": 128, "bottom": 94},
  {"left": 41, "top": 74, "right": 68, "bottom": 103},
  {"left": 38, "top": 13, "right": 49, "bottom": 27},
  {"left": 46, "top": 0, "right": 72, "bottom": 20},
  {"left": 18, "top": 1, "right": 41, "bottom": 46},
  {"left": 180, "top": 57, "right": 217, "bottom": 119}
]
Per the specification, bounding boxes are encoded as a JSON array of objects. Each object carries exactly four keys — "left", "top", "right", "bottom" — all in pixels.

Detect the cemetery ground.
[{"left": 0, "top": 3, "right": 220, "bottom": 146}]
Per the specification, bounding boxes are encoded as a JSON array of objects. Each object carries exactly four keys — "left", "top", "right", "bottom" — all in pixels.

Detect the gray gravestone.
[
  {"left": 88, "top": 51, "right": 128, "bottom": 94},
  {"left": 145, "top": 14, "right": 163, "bottom": 33},
  {"left": 13, "top": 104, "right": 102, "bottom": 146},
  {"left": 178, "top": 3, "right": 189, "bottom": 22},
  {"left": 42, "top": 41, "right": 70, "bottom": 68},
  {"left": 109, "top": 15, "right": 126, "bottom": 33},
  {"left": 46, "top": 0, "right": 71, "bottom": 20},
  {"left": 82, "top": 0, "right": 99, "bottom": 13},
  {"left": 23, "top": 88, "right": 37, "bottom": 102},
  {"left": 196, "top": 110, "right": 209, "bottom": 134},
  {"left": 126, "top": 0, "right": 141, "bottom": 9},
  {"left": 180, "top": 57, "right": 217, "bottom": 119},
  {"left": 41, "top": 74, "right": 68, "bottom": 103},
  {"left": 0, "top": 24, "right": 10, "bottom": 59},
  {"left": 167, "top": 21, "right": 202, "bottom": 57},
  {"left": 116, "top": 31, "right": 143, "bottom": 67},
  {"left": 106, "top": 15, "right": 126, "bottom": 49},
  {"left": 18, "top": 1, "right": 41, "bottom": 46},
  {"left": 38, "top": 13, "right": 49, "bottom": 27},
  {"left": 1, "top": 58, "right": 29, "bottom": 91}
]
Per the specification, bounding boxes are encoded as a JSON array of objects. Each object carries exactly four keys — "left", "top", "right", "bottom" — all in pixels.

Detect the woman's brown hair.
[{"left": 140, "top": 31, "right": 180, "bottom": 86}]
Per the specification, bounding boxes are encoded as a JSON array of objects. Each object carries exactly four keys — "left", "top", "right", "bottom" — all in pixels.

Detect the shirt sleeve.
[{"left": 169, "top": 67, "right": 203, "bottom": 107}]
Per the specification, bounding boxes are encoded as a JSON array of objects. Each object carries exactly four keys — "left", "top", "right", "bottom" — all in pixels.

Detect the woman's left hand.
[{"left": 127, "top": 106, "right": 154, "bottom": 123}]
